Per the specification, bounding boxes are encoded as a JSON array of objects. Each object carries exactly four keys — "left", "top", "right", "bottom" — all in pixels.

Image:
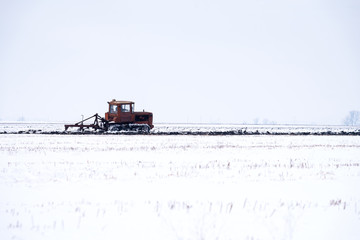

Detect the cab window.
[
  {"left": 121, "top": 104, "right": 130, "bottom": 112},
  {"left": 110, "top": 105, "right": 117, "bottom": 114}
]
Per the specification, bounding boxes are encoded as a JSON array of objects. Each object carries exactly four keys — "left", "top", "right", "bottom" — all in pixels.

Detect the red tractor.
[{"left": 65, "top": 99, "right": 153, "bottom": 133}]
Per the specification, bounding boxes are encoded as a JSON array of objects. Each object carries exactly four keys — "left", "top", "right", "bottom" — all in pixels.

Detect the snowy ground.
[
  {"left": 1, "top": 125, "right": 360, "bottom": 239},
  {"left": 0, "top": 122, "right": 359, "bottom": 135}
]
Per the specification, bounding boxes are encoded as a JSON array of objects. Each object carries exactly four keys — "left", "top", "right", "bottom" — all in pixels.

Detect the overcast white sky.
[{"left": 0, "top": 0, "right": 359, "bottom": 124}]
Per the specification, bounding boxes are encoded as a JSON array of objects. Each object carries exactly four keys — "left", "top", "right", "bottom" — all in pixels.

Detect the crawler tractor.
[{"left": 65, "top": 100, "right": 153, "bottom": 133}]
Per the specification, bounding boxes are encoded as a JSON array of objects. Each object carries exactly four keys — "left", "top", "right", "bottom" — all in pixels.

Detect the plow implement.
[{"left": 64, "top": 114, "right": 108, "bottom": 131}]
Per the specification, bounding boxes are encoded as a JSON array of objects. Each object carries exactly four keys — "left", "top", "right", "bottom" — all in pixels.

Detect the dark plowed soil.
[{"left": 1, "top": 129, "right": 360, "bottom": 136}]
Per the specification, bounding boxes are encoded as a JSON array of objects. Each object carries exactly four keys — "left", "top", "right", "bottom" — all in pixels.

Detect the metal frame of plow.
[{"left": 64, "top": 114, "right": 107, "bottom": 131}]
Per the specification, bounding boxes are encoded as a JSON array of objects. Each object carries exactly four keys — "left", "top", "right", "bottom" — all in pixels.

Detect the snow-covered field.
[
  {"left": 1, "top": 124, "right": 360, "bottom": 239},
  {"left": 1, "top": 122, "right": 359, "bottom": 135}
]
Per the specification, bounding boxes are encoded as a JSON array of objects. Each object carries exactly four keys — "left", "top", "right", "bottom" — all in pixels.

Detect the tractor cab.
[{"left": 105, "top": 100, "right": 134, "bottom": 123}]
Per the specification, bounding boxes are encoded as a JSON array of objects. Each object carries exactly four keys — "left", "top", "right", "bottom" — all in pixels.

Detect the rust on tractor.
[{"left": 105, "top": 100, "right": 154, "bottom": 129}]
